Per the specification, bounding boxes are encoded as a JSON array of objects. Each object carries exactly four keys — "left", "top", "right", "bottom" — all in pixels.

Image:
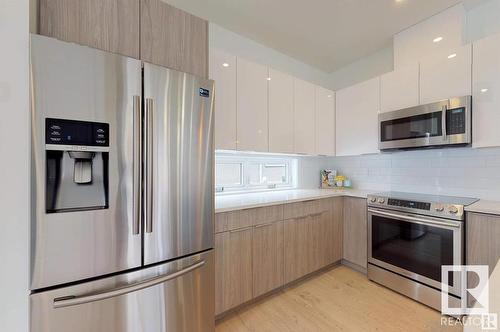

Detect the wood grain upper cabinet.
[
  {"left": 236, "top": 58, "right": 269, "bottom": 152},
  {"left": 141, "top": 0, "right": 208, "bottom": 78},
  {"left": 38, "top": 0, "right": 140, "bottom": 58},
  {"left": 336, "top": 77, "right": 380, "bottom": 156},
  {"left": 253, "top": 222, "right": 284, "bottom": 298},
  {"left": 419, "top": 44, "right": 472, "bottom": 104},
  {"left": 268, "top": 68, "right": 294, "bottom": 154},
  {"left": 293, "top": 78, "right": 316, "bottom": 155},
  {"left": 343, "top": 197, "right": 367, "bottom": 269},
  {"left": 210, "top": 49, "right": 237, "bottom": 150},
  {"left": 315, "top": 87, "right": 335, "bottom": 156},
  {"left": 472, "top": 32, "right": 500, "bottom": 148},
  {"left": 380, "top": 63, "right": 419, "bottom": 113},
  {"left": 215, "top": 228, "right": 253, "bottom": 315}
]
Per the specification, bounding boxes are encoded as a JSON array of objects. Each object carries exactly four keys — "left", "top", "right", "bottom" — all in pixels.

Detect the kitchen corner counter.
[
  {"left": 465, "top": 200, "right": 500, "bottom": 216},
  {"left": 215, "top": 189, "right": 374, "bottom": 213}
]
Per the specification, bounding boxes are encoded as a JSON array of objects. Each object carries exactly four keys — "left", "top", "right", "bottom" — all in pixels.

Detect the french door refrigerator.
[{"left": 30, "top": 34, "right": 215, "bottom": 332}]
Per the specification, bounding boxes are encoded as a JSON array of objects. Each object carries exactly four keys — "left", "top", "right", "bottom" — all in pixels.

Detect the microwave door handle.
[
  {"left": 442, "top": 104, "right": 447, "bottom": 141},
  {"left": 52, "top": 260, "right": 205, "bottom": 309}
]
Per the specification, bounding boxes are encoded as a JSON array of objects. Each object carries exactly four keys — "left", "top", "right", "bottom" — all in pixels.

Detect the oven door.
[{"left": 368, "top": 208, "right": 463, "bottom": 297}]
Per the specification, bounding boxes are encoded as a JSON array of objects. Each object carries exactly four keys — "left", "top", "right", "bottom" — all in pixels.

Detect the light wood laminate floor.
[{"left": 216, "top": 266, "right": 462, "bottom": 332}]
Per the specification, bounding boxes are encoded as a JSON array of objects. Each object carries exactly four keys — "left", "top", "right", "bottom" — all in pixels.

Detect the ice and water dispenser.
[{"left": 45, "top": 118, "right": 110, "bottom": 213}]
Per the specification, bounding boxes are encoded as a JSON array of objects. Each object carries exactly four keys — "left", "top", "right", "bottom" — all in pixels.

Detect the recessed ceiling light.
[
  {"left": 222, "top": 63, "right": 229, "bottom": 67},
  {"left": 267, "top": 77, "right": 272, "bottom": 81},
  {"left": 433, "top": 37, "right": 443, "bottom": 43},
  {"left": 481, "top": 88, "right": 489, "bottom": 93},
  {"left": 395, "top": 0, "right": 404, "bottom": 3},
  {"left": 327, "top": 95, "right": 332, "bottom": 98},
  {"left": 448, "top": 53, "right": 457, "bottom": 59}
]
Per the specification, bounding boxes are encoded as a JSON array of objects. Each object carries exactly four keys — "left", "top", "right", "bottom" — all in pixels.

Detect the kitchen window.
[{"left": 215, "top": 154, "right": 297, "bottom": 193}]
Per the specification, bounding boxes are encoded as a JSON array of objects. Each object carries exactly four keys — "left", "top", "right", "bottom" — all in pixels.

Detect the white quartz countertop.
[
  {"left": 465, "top": 200, "right": 500, "bottom": 216},
  {"left": 215, "top": 189, "right": 375, "bottom": 213}
]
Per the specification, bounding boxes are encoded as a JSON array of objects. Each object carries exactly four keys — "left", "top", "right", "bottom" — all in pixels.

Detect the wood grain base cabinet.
[
  {"left": 467, "top": 212, "right": 500, "bottom": 306},
  {"left": 215, "top": 228, "right": 253, "bottom": 316},
  {"left": 215, "top": 198, "right": 344, "bottom": 316},
  {"left": 39, "top": 0, "right": 140, "bottom": 58},
  {"left": 252, "top": 222, "right": 284, "bottom": 298},
  {"left": 343, "top": 197, "right": 367, "bottom": 269}
]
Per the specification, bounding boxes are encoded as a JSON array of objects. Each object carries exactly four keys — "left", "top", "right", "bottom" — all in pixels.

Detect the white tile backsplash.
[{"left": 325, "top": 147, "right": 500, "bottom": 200}]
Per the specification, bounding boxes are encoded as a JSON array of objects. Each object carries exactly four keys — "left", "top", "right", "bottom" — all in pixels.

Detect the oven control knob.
[
  {"left": 435, "top": 205, "right": 445, "bottom": 212},
  {"left": 378, "top": 198, "right": 386, "bottom": 204},
  {"left": 370, "top": 197, "right": 377, "bottom": 203},
  {"left": 448, "top": 205, "right": 459, "bottom": 214}
]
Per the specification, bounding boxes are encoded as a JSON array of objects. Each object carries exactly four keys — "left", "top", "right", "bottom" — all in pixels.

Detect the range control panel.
[
  {"left": 367, "top": 194, "right": 466, "bottom": 221},
  {"left": 387, "top": 199, "right": 431, "bottom": 211},
  {"left": 46, "top": 118, "right": 109, "bottom": 147}
]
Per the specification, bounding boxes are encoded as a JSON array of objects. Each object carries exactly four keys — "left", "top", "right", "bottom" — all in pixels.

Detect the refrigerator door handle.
[
  {"left": 145, "top": 98, "right": 154, "bottom": 234},
  {"left": 132, "top": 95, "right": 142, "bottom": 235},
  {"left": 53, "top": 259, "right": 206, "bottom": 309}
]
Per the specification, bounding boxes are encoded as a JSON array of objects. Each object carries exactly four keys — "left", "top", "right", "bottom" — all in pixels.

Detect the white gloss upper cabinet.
[
  {"left": 315, "top": 87, "right": 335, "bottom": 156},
  {"left": 472, "top": 32, "right": 500, "bottom": 148},
  {"left": 336, "top": 77, "right": 380, "bottom": 156},
  {"left": 209, "top": 49, "right": 237, "bottom": 150},
  {"left": 380, "top": 63, "right": 419, "bottom": 113},
  {"left": 293, "top": 78, "right": 316, "bottom": 155},
  {"left": 268, "top": 68, "right": 294, "bottom": 153},
  {"left": 236, "top": 58, "right": 269, "bottom": 152},
  {"left": 419, "top": 44, "right": 472, "bottom": 104}
]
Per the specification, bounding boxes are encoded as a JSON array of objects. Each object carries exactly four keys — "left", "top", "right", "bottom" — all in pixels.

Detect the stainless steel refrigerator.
[{"left": 29, "top": 34, "right": 215, "bottom": 332}]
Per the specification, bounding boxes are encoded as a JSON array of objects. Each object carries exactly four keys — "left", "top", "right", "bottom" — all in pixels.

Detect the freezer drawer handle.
[{"left": 53, "top": 260, "right": 206, "bottom": 309}]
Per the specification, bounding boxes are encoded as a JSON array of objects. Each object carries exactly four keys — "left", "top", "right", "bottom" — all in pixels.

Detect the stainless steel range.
[{"left": 367, "top": 192, "right": 478, "bottom": 311}]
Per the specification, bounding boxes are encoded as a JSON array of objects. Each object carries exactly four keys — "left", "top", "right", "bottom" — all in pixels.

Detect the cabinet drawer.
[
  {"left": 215, "top": 205, "right": 284, "bottom": 233},
  {"left": 283, "top": 198, "right": 331, "bottom": 220}
]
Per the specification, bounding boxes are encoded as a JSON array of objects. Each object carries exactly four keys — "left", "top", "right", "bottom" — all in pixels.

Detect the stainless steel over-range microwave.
[{"left": 378, "top": 96, "right": 472, "bottom": 150}]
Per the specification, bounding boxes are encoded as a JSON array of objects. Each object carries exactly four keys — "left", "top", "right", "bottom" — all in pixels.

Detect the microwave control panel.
[
  {"left": 446, "top": 107, "right": 466, "bottom": 135},
  {"left": 46, "top": 118, "right": 109, "bottom": 147}
]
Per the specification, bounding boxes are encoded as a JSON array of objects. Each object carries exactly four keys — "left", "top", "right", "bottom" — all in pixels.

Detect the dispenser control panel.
[{"left": 46, "top": 118, "right": 109, "bottom": 147}]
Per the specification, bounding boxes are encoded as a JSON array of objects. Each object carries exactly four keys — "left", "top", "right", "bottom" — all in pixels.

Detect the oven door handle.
[{"left": 368, "top": 208, "right": 461, "bottom": 229}]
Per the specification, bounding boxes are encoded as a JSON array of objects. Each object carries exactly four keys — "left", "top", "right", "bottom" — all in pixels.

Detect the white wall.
[
  {"left": 327, "top": 147, "right": 500, "bottom": 200},
  {"left": 0, "top": 0, "right": 30, "bottom": 331},
  {"left": 209, "top": 23, "right": 333, "bottom": 89},
  {"left": 327, "top": 46, "right": 394, "bottom": 91}
]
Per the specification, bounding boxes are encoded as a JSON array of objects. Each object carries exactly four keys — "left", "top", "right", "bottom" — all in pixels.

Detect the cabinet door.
[
  {"left": 141, "top": 0, "right": 208, "bottom": 78},
  {"left": 315, "top": 87, "right": 335, "bottom": 156},
  {"left": 472, "top": 32, "right": 500, "bottom": 148},
  {"left": 343, "top": 197, "right": 367, "bottom": 268},
  {"left": 467, "top": 213, "right": 500, "bottom": 287},
  {"left": 420, "top": 44, "right": 472, "bottom": 104},
  {"left": 332, "top": 197, "right": 344, "bottom": 263},
  {"left": 253, "top": 222, "right": 284, "bottom": 298},
  {"left": 293, "top": 78, "right": 316, "bottom": 155},
  {"left": 215, "top": 228, "right": 253, "bottom": 315},
  {"left": 269, "top": 68, "right": 294, "bottom": 153},
  {"left": 39, "top": 0, "right": 139, "bottom": 58},
  {"left": 237, "top": 58, "right": 269, "bottom": 152},
  {"left": 210, "top": 49, "right": 237, "bottom": 150},
  {"left": 380, "top": 63, "right": 419, "bottom": 113},
  {"left": 336, "top": 77, "right": 380, "bottom": 156},
  {"left": 284, "top": 215, "right": 311, "bottom": 283}
]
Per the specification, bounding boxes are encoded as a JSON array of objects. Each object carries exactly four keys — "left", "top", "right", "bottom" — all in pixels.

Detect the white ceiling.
[{"left": 163, "top": 0, "right": 468, "bottom": 73}]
